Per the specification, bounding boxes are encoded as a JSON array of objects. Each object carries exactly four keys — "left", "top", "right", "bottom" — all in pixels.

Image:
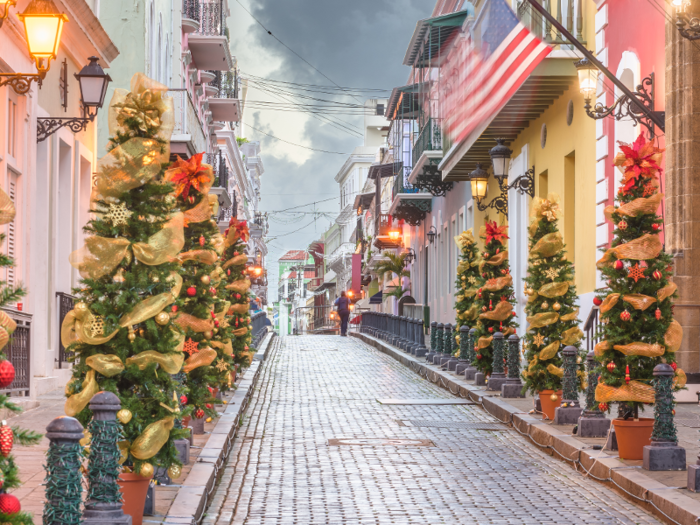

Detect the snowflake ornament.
[
  {"left": 215, "top": 359, "right": 229, "bottom": 372},
  {"left": 532, "top": 333, "right": 545, "bottom": 348},
  {"left": 543, "top": 267, "right": 560, "bottom": 281},
  {"left": 105, "top": 202, "right": 132, "bottom": 226},
  {"left": 183, "top": 338, "right": 199, "bottom": 356},
  {"left": 627, "top": 263, "right": 646, "bottom": 283}
]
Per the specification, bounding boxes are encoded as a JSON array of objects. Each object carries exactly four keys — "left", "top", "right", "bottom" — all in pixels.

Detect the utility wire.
[
  {"left": 245, "top": 124, "right": 351, "bottom": 154},
  {"left": 234, "top": 0, "right": 363, "bottom": 103}
]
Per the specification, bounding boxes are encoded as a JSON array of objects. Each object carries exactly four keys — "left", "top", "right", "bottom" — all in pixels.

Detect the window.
[
  {"left": 5, "top": 171, "right": 19, "bottom": 288},
  {"left": 376, "top": 104, "right": 384, "bottom": 116}
]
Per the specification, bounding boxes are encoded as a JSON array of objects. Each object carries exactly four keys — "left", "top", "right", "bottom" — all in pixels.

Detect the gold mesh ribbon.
[
  {"left": 183, "top": 347, "right": 217, "bottom": 373},
  {"left": 223, "top": 254, "right": 249, "bottom": 269},
  {"left": 675, "top": 369, "right": 687, "bottom": 389},
  {"left": 226, "top": 279, "right": 251, "bottom": 293},
  {"left": 560, "top": 308, "right": 579, "bottom": 322},
  {"left": 109, "top": 73, "right": 175, "bottom": 143},
  {"left": 612, "top": 342, "right": 664, "bottom": 357},
  {"left": 665, "top": 319, "right": 683, "bottom": 352},
  {"left": 0, "top": 328, "right": 9, "bottom": 353},
  {"left": 228, "top": 304, "right": 249, "bottom": 315},
  {"left": 503, "top": 326, "right": 515, "bottom": 337},
  {"left": 527, "top": 312, "right": 559, "bottom": 330},
  {"left": 119, "top": 274, "right": 183, "bottom": 327},
  {"left": 233, "top": 327, "right": 249, "bottom": 336},
  {"left": 482, "top": 275, "right": 512, "bottom": 292},
  {"left": 176, "top": 249, "right": 218, "bottom": 265},
  {"left": 599, "top": 293, "right": 620, "bottom": 314},
  {"left": 531, "top": 193, "right": 561, "bottom": 222},
  {"left": 0, "top": 311, "right": 18, "bottom": 334},
  {"left": 547, "top": 364, "right": 564, "bottom": 377},
  {"left": 537, "top": 282, "right": 569, "bottom": 298},
  {"left": 477, "top": 336, "right": 493, "bottom": 350},
  {"left": 531, "top": 233, "right": 564, "bottom": 258},
  {"left": 126, "top": 351, "right": 185, "bottom": 374},
  {"left": 594, "top": 340, "right": 611, "bottom": 358},
  {"left": 209, "top": 194, "right": 219, "bottom": 219},
  {"left": 455, "top": 229, "right": 476, "bottom": 249},
  {"left": 657, "top": 283, "right": 678, "bottom": 303},
  {"left": 595, "top": 381, "right": 655, "bottom": 404},
  {"left": 479, "top": 301, "right": 513, "bottom": 321},
  {"left": 211, "top": 339, "right": 234, "bottom": 356},
  {"left": 174, "top": 313, "right": 214, "bottom": 333},
  {"left": 130, "top": 416, "right": 176, "bottom": 460},
  {"left": 604, "top": 193, "right": 664, "bottom": 221},
  {"left": 527, "top": 355, "right": 539, "bottom": 373},
  {"left": 622, "top": 294, "right": 656, "bottom": 311},
  {"left": 86, "top": 354, "right": 125, "bottom": 377},
  {"left": 597, "top": 234, "right": 662, "bottom": 268},
  {"left": 462, "top": 304, "right": 479, "bottom": 321},
  {"left": 561, "top": 327, "right": 583, "bottom": 345},
  {"left": 61, "top": 304, "right": 119, "bottom": 349},
  {"left": 70, "top": 213, "right": 185, "bottom": 280},
  {"left": 539, "top": 341, "right": 560, "bottom": 360},
  {"left": 482, "top": 251, "right": 508, "bottom": 266},
  {"left": 65, "top": 370, "right": 100, "bottom": 417},
  {"left": 0, "top": 187, "right": 16, "bottom": 225}
]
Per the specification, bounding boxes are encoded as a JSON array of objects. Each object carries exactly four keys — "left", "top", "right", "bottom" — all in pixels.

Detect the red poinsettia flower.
[
  {"left": 229, "top": 218, "right": 250, "bottom": 242},
  {"left": 166, "top": 152, "right": 212, "bottom": 199},
  {"left": 485, "top": 221, "right": 509, "bottom": 245},
  {"left": 613, "top": 134, "right": 664, "bottom": 194}
]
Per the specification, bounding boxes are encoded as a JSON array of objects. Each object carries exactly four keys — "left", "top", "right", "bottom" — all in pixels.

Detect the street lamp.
[
  {"left": 0, "top": 0, "right": 68, "bottom": 95},
  {"left": 404, "top": 248, "right": 416, "bottom": 265},
  {"left": 468, "top": 163, "right": 490, "bottom": 204},
  {"left": 388, "top": 228, "right": 401, "bottom": 241},
  {"left": 0, "top": 0, "right": 17, "bottom": 29},
  {"left": 672, "top": 0, "right": 700, "bottom": 40},
  {"left": 426, "top": 226, "right": 437, "bottom": 245},
  {"left": 37, "top": 56, "right": 112, "bottom": 142}
]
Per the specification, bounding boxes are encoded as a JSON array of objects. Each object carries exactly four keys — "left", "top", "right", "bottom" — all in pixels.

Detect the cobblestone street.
[{"left": 206, "top": 335, "right": 662, "bottom": 525}]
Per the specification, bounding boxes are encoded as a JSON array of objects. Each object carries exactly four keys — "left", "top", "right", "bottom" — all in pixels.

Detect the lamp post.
[
  {"left": 36, "top": 56, "right": 112, "bottom": 142},
  {"left": 672, "top": 0, "right": 700, "bottom": 40},
  {"left": 0, "top": 0, "right": 68, "bottom": 94},
  {"left": 468, "top": 139, "right": 534, "bottom": 216}
]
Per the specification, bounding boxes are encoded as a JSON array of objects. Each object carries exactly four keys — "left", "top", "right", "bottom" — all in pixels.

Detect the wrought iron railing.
[
  {"left": 207, "top": 150, "right": 229, "bottom": 190},
  {"left": 184, "top": 0, "right": 227, "bottom": 37},
  {"left": 412, "top": 118, "right": 442, "bottom": 166},
  {"left": 251, "top": 311, "right": 268, "bottom": 348},
  {"left": 1, "top": 311, "right": 31, "bottom": 395},
  {"left": 583, "top": 306, "right": 600, "bottom": 352},
  {"left": 392, "top": 166, "right": 419, "bottom": 200},
  {"left": 56, "top": 292, "right": 75, "bottom": 368},
  {"left": 210, "top": 70, "right": 238, "bottom": 99},
  {"left": 517, "top": 0, "right": 585, "bottom": 46}
]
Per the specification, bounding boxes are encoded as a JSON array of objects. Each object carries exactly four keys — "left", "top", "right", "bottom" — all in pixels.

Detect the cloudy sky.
[{"left": 228, "top": 0, "right": 430, "bottom": 297}]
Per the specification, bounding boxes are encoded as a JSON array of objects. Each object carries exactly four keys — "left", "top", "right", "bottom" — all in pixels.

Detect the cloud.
[{"left": 228, "top": 0, "right": 430, "bottom": 295}]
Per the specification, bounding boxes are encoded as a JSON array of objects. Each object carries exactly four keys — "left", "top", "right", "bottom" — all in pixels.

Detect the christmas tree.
[
  {"left": 221, "top": 219, "right": 254, "bottom": 367},
  {"left": 164, "top": 153, "right": 233, "bottom": 421},
  {"left": 595, "top": 135, "right": 683, "bottom": 418},
  {"left": 63, "top": 73, "right": 189, "bottom": 479},
  {"left": 521, "top": 194, "right": 584, "bottom": 396},
  {"left": 0, "top": 188, "right": 42, "bottom": 524},
  {"left": 454, "top": 229, "right": 483, "bottom": 341},
  {"left": 472, "top": 221, "right": 517, "bottom": 376}
]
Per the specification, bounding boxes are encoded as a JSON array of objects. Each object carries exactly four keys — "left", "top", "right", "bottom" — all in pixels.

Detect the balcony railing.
[
  {"left": 393, "top": 166, "right": 419, "bottom": 200},
  {"left": 183, "top": 0, "right": 227, "bottom": 37},
  {"left": 517, "top": 0, "right": 584, "bottom": 46},
  {"left": 207, "top": 150, "right": 229, "bottom": 191},
  {"left": 412, "top": 118, "right": 442, "bottom": 166},
  {"left": 211, "top": 70, "right": 238, "bottom": 99}
]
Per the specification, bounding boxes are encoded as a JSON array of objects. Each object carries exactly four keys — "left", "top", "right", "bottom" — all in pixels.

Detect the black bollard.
[
  {"left": 487, "top": 332, "right": 507, "bottom": 391},
  {"left": 553, "top": 346, "right": 583, "bottom": 425},
  {"left": 43, "top": 416, "right": 84, "bottom": 525},
  {"left": 502, "top": 334, "right": 525, "bottom": 398},
  {"left": 646, "top": 363, "right": 686, "bottom": 471},
  {"left": 464, "top": 328, "right": 478, "bottom": 380},
  {"left": 578, "top": 350, "right": 610, "bottom": 437}
]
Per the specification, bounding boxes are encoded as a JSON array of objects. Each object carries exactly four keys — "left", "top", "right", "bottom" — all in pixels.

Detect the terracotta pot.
[
  {"left": 612, "top": 418, "right": 654, "bottom": 460},
  {"left": 230, "top": 369, "right": 236, "bottom": 384},
  {"left": 212, "top": 387, "right": 219, "bottom": 399},
  {"left": 182, "top": 415, "right": 191, "bottom": 427},
  {"left": 118, "top": 472, "right": 152, "bottom": 525},
  {"left": 538, "top": 390, "right": 563, "bottom": 421}
]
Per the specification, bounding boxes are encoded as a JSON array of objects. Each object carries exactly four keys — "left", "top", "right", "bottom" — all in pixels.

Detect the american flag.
[{"left": 440, "top": 0, "right": 552, "bottom": 148}]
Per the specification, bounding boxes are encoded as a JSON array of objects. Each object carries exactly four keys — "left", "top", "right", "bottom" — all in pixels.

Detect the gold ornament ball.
[
  {"left": 553, "top": 302, "right": 561, "bottom": 311},
  {"left": 213, "top": 328, "right": 219, "bottom": 334},
  {"left": 155, "top": 312, "right": 170, "bottom": 326},
  {"left": 128, "top": 333, "right": 136, "bottom": 342},
  {"left": 168, "top": 464, "right": 182, "bottom": 479},
  {"left": 204, "top": 330, "right": 213, "bottom": 339},
  {"left": 201, "top": 275, "right": 211, "bottom": 285},
  {"left": 550, "top": 393, "right": 558, "bottom": 402},
  {"left": 117, "top": 409, "right": 133, "bottom": 424},
  {"left": 527, "top": 288, "right": 534, "bottom": 296},
  {"left": 541, "top": 302, "right": 549, "bottom": 310},
  {"left": 576, "top": 356, "right": 582, "bottom": 364},
  {"left": 139, "top": 463, "right": 154, "bottom": 478}
]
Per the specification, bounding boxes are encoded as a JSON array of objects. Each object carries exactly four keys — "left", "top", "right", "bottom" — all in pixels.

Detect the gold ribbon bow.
[{"left": 531, "top": 193, "right": 561, "bottom": 222}]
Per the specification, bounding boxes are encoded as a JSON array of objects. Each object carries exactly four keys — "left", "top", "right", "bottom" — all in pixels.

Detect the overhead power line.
[{"left": 245, "top": 124, "right": 351, "bottom": 154}]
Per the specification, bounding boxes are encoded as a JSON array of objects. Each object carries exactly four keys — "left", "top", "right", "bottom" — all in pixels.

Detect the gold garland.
[
  {"left": 527, "top": 312, "right": 559, "bottom": 330},
  {"left": 547, "top": 364, "right": 564, "bottom": 377},
  {"left": 657, "top": 283, "right": 678, "bottom": 303},
  {"left": 85, "top": 354, "right": 125, "bottom": 377},
  {"left": 539, "top": 341, "right": 559, "bottom": 360},
  {"left": 665, "top": 319, "right": 683, "bottom": 352},
  {"left": 599, "top": 293, "right": 620, "bottom": 314},
  {"left": 560, "top": 308, "right": 579, "bottom": 322},
  {"left": 531, "top": 232, "right": 564, "bottom": 258},
  {"left": 612, "top": 342, "right": 664, "bottom": 357},
  {"left": 595, "top": 381, "right": 655, "bottom": 404},
  {"left": 130, "top": 416, "right": 176, "bottom": 460},
  {"left": 596, "top": 234, "right": 662, "bottom": 268},
  {"left": 482, "top": 275, "right": 512, "bottom": 292},
  {"left": 126, "top": 351, "right": 185, "bottom": 374},
  {"left": 65, "top": 370, "right": 100, "bottom": 417},
  {"left": 223, "top": 254, "right": 249, "bottom": 269},
  {"left": 537, "top": 282, "right": 569, "bottom": 298},
  {"left": 561, "top": 327, "right": 583, "bottom": 346},
  {"left": 479, "top": 301, "right": 513, "bottom": 321},
  {"left": 622, "top": 294, "right": 656, "bottom": 311},
  {"left": 183, "top": 347, "right": 217, "bottom": 373},
  {"left": 226, "top": 279, "right": 251, "bottom": 293}
]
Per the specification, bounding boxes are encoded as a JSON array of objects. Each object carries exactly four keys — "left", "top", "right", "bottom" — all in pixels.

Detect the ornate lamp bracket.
[
  {"left": 475, "top": 166, "right": 535, "bottom": 216},
  {"left": 37, "top": 108, "right": 97, "bottom": 143},
  {"left": 0, "top": 73, "right": 43, "bottom": 95},
  {"left": 676, "top": 11, "right": 700, "bottom": 40}
]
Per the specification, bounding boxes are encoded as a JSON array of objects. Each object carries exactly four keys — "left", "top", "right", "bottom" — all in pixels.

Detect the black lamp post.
[
  {"left": 673, "top": 0, "right": 700, "bottom": 40},
  {"left": 468, "top": 139, "right": 534, "bottom": 216},
  {"left": 37, "top": 56, "right": 112, "bottom": 142}
]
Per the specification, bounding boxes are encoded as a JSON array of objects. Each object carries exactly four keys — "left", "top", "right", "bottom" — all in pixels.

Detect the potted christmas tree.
[
  {"left": 453, "top": 229, "right": 483, "bottom": 374},
  {"left": 472, "top": 221, "right": 517, "bottom": 387},
  {"left": 595, "top": 134, "right": 683, "bottom": 460},
  {"left": 522, "top": 194, "right": 584, "bottom": 420},
  {"left": 63, "top": 73, "right": 189, "bottom": 524}
]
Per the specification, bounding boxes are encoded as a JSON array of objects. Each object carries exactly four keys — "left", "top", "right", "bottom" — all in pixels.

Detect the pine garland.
[
  {"left": 43, "top": 442, "right": 83, "bottom": 525},
  {"left": 87, "top": 420, "right": 123, "bottom": 504}
]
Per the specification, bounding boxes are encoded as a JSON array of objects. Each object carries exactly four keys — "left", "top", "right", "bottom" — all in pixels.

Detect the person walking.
[{"left": 334, "top": 291, "right": 351, "bottom": 337}]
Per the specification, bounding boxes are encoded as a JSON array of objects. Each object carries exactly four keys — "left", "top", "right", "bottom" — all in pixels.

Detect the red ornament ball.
[
  {"left": 179, "top": 395, "right": 187, "bottom": 404},
  {"left": 235, "top": 293, "right": 241, "bottom": 300},
  {"left": 606, "top": 362, "right": 616, "bottom": 372},
  {"left": 593, "top": 297, "right": 602, "bottom": 307},
  {"left": 620, "top": 310, "right": 631, "bottom": 322},
  {"left": 171, "top": 305, "right": 178, "bottom": 313},
  {"left": 652, "top": 270, "right": 662, "bottom": 281},
  {"left": 614, "top": 260, "right": 624, "bottom": 271},
  {"left": 210, "top": 287, "right": 217, "bottom": 295},
  {"left": 234, "top": 251, "right": 239, "bottom": 256},
  {"left": 488, "top": 327, "right": 494, "bottom": 333},
  {"left": 0, "top": 493, "right": 20, "bottom": 514},
  {"left": 0, "top": 361, "right": 15, "bottom": 389},
  {"left": 244, "top": 345, "right": 249, "bottom": 351},
  {"left": 652, "top": 223, "right": 660, "bottom": 231},
  {"left": 617, "top": 220, "right": 628, "bottom": 231},
  {"left": 476, "top": 354, "right": 483, "bottom": 360},
  {"left": 187, "top": 287, "right": 197, "bottom": 297},
  {"left": 598, "top": 402, "right": 608, "bottom": 412},
  {"left": 655, "top": 308, "right": 662, "bottom": 320},
  {"left": 205, "top": 403, "right": 213, "bottom": 409},
  {"left": 194, "top": 408, "right": 205, "bottom": 419},
  {"left": 0, "top": 424, "right": 12, "bottom": 457},
  {"left": 671, "top": 362, "right": 678, "bottom": 371}
]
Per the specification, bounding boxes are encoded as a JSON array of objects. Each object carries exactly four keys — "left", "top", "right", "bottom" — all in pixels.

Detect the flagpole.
[{"left": 525, "top": 0, "right": 665, "bottom": 133}]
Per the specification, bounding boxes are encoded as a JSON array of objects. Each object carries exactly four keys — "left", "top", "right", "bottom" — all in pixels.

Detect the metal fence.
[
  {"left": 56, "top": 292, "right": 75, "bottom": 368},
  {"left": 250, "top": 311, "right": 268, "bottom": 348},
  {"left": 0, "top": 311, "right": 31, "bottom": 396}
]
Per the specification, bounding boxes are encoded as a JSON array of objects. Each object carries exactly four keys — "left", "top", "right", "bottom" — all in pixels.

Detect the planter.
[
  {"left": 612, "top": 417, "right": 654, "bottom": 460},
  {"left": 182, "top": 415, "right": 191, "bottom": 428},
  {"left": 118, "top": 472, "right": 152, "bottom": 525},
  {"left": 538, "top": 390, "right": 562, "bottom": 421}
]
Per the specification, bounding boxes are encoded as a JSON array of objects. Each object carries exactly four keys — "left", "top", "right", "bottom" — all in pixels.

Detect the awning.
[
  {"left": 386, "top": 83, "right": 428, "bottom": 121},
  {"left": 403, "top": 9, "right": 472, "bottom": 68},
  {"left": 368, "top": 162, "right": 400, "bottom": 180},
  {"left": 353, "top": 191, "right": 375, "bottom": 211},
  {"left": 369, "top": 291, "right": 383, "bottom": 304}
]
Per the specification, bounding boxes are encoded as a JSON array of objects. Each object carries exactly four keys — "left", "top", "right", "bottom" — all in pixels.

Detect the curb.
[
  {"left": 162, "top": 333, "right": 275, "bottom": 525},
  {"left": 352, "top": 332, "right": 700, "bottom": 525}
]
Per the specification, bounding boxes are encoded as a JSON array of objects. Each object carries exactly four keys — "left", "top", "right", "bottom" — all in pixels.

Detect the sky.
[{"left": 227, "top": 0, "right": 430, "bottom": 298}]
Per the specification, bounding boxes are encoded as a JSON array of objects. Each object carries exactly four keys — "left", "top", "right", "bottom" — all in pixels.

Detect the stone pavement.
[{"left": 204, "top": 335, "right": 661, "bottom": 524}]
